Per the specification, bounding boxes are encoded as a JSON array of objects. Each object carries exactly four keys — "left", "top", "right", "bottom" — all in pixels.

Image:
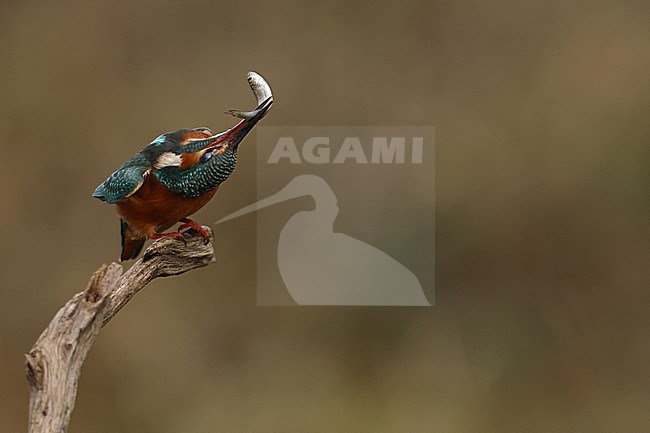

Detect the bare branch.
[
  {"left": 103, "top": 227, "right": 215, "bottom": 326},
  {"left": 25, "top": 228, "right": 215, "bottom": 433}
]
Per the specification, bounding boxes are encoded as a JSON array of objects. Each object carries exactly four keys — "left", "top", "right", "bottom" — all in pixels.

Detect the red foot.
[
  {"left": 178, "top": 218, "right": 211, "bottom": 244},
  {"left": 150, "top": 231, "right": 186, "bottom": 244}
]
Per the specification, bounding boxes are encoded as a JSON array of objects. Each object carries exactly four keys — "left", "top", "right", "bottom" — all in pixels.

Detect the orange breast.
[{"left": 117, "top": 173, "right": 218, "bottom": 237}]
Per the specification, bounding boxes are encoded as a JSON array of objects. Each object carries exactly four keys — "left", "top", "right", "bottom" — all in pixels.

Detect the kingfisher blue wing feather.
[
  {"left": 92, "top": 156, "right": 150, "bottom": 204},
  {"left": 91, "top": 72, "right": 273, "bottom": 261}
]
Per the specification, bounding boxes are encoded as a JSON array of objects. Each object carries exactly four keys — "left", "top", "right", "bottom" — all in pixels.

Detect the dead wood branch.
[{"left": 25, "top": 228, "right": 215, "bottom": 433}]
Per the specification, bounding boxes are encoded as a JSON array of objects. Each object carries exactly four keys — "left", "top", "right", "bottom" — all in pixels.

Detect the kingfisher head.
[
  {"left": 147, "top": 96, "right": 272, "bottom": 171},
  {"left": 147, "top": 93, "right": 272, "bottom": 198}
]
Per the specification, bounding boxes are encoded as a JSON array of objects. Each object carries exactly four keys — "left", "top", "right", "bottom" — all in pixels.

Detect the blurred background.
[{"left": 1, "top": 0, "right": 649, "bottom": 432}]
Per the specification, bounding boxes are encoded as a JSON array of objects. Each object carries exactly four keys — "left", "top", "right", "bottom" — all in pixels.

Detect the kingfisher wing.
[{"left": 92, "top": 156, "right": 150, "bottom": 204}]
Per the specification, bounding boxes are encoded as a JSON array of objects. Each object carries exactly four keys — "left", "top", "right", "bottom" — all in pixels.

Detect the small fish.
[{"left": 226, "top": 71, "right": 274, "bottom": 120}]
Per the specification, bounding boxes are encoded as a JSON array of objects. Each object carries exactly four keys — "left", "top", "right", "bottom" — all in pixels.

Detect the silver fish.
[{"left": 226, "top": 71, "right": 274, "bottom": 120}]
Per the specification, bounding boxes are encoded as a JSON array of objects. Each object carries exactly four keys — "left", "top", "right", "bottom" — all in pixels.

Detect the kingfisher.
[{"left": 93, "top": 72, "right": 273, "bottom": 261}]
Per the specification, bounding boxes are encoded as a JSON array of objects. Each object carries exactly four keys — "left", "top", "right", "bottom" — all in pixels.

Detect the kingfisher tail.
[{"left": 120, "top": 219, "right": 146, "bottom": 261}]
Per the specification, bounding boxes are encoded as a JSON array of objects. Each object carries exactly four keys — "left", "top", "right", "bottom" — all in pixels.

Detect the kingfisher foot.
[
  {"left": 150, "top": 231, "right": 187, "bottom": 245},
  {"left": 179, "top": 218, "right": 211, "bottom": 244}
]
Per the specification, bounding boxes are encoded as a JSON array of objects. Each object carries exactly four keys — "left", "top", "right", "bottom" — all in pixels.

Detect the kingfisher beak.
[
  {"left": 204, "top": 96, "right": 273, "bottom": 151},
  {"left": 193, "top": 71, "right": 273, "bottom": 152}
]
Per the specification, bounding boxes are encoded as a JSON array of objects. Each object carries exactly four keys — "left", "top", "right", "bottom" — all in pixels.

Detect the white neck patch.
[{"left": 154, "top": 152, "right": 181, "bottom": 169}]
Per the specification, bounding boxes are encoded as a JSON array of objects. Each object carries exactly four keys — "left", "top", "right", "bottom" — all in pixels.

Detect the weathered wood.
[
  {"left": 25, "top": 228, "right": 215, "bottom": 433},
  {"left": 103, "top": 227, "right": 215, "bottom": 325}
]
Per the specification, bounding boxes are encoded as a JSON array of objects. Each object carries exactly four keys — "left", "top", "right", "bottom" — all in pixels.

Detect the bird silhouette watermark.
[
  {"left": 217, "top": 126, "right": 435, "bottom": 306},
  {"left": 218, "top": 174, "right": 430, "bottom": 305}
]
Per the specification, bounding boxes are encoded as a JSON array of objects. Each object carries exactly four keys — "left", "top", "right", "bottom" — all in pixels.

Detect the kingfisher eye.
[{"left": 200, "top": 151, "right": 213, "bottom": 163}]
